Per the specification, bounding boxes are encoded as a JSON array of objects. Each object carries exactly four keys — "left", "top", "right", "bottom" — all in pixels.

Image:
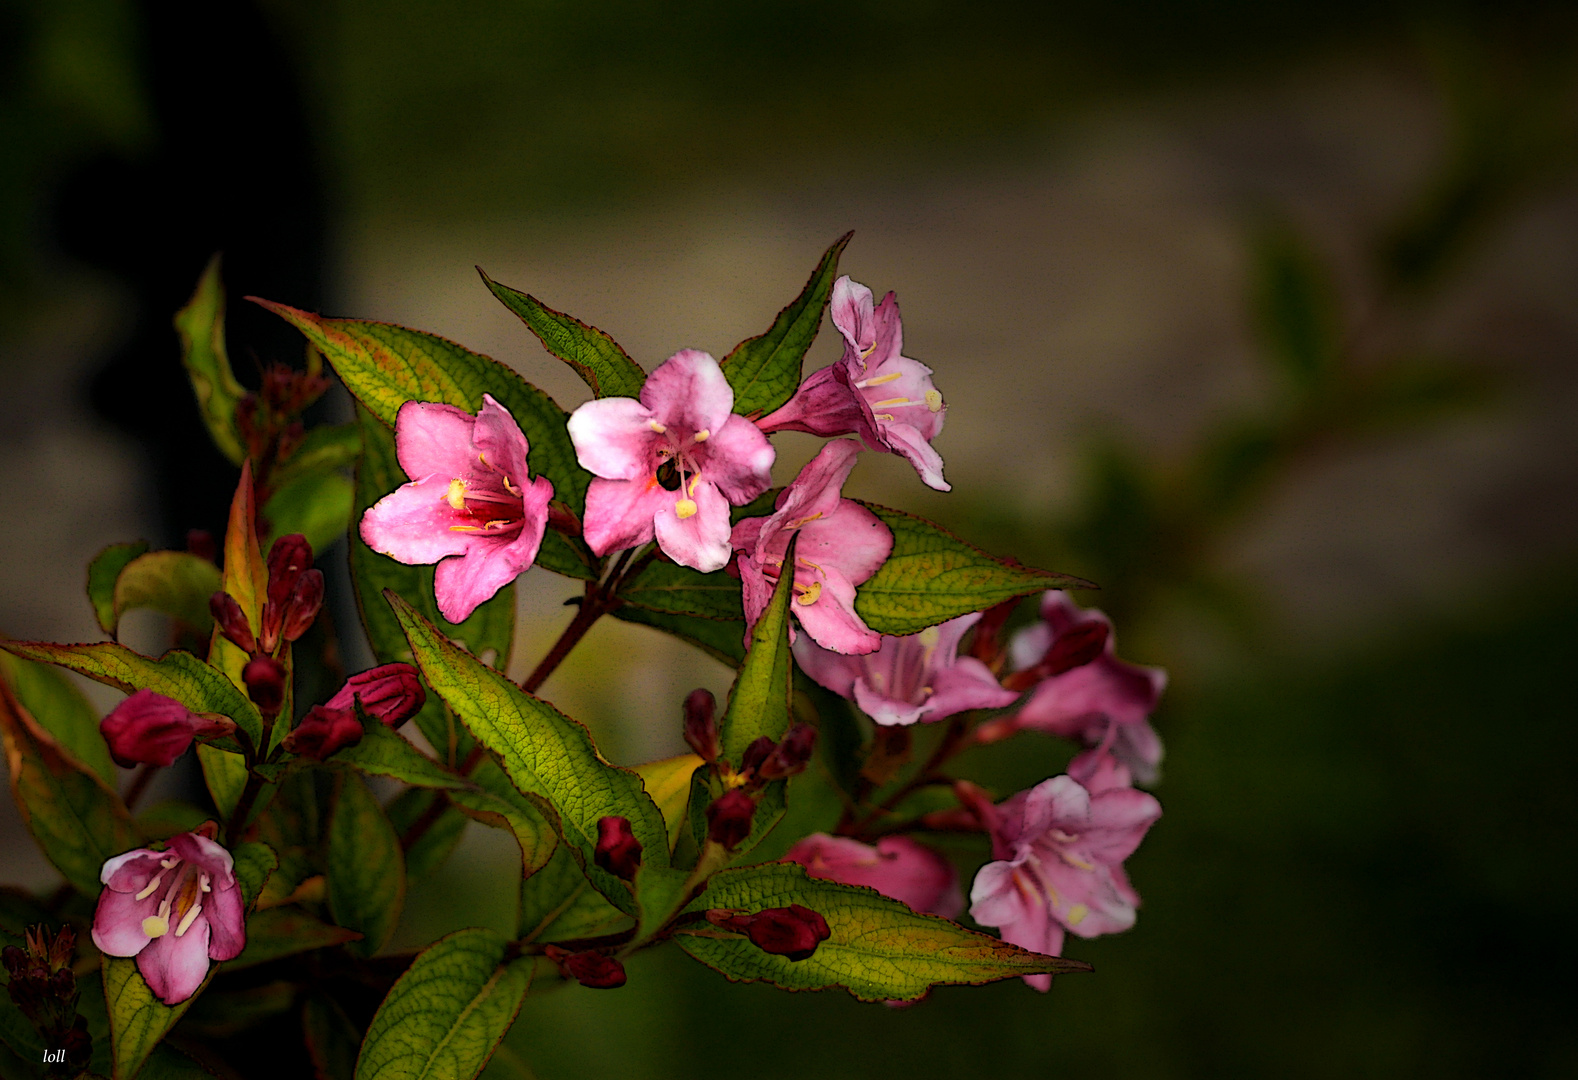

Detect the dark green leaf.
[
  {"left": 717, "top": 533, "right": 797, "bottom": 764},
  {"left": 355, "top": 928, "right": 532, "bottom": 1080},
  {"left": 609, "top": 606, "right": 745, "bottom": 668},
  {"left": 179, "top": 980, "right": 296, "bottom": 1039},
  {"left": 0, "top": 651, "right": 114, "bottom": 786},
  {"left": 196, "top": 745, "right": 248, "bottom": 820},
  {"left": 479, "top": 269, "right": 646, "bottom": 398},
  {"left": 615, "top": 560, "right": 743, "bottom": 621},
  {"left": 138, "top": 1043, "right": 221, "bottom": 1080},
  {"left": 267, "top": 422, "right": 362, "bottom": 493},
  {"left": 263, "top": 469, "right": 354, "bottom": 556},
  {"left": 518, "top": 844, "right": 627, "bottom": 943},
  {"left": 452, "top": 760, "right": 559, "bottom": 881},
  {"left": 679, "top": 863, "right": 1090, "bottom": 1002},
  {"left": 304, "top": 993, "right": 361, "bottom": 1080},
  {"left": 386, "top": 788, "right": 468, "bottom": 883},
  {"left": 231, "top": 841, "right": 279, "bottom": 909},
  {"left": 109, "top": 552, "right": 223, "bottom": 637},
  {"left": 175, "top": 255, "right": 247, "bottom": 465},
  {"left": 228, "top": 906, "right": 361, "bottom": 971},
  {"left": 332, "top": 719, "right": 473, "bottom": 792},
  {"left": 328, "top": 774, "right": 405, "bottom": 959},
  {"left": 88, "top": 541, "right": 150, "bottom": 636},
  {"left": 720, "top": 233, "right": 851, "bottom": 417},
  {"left": 855, "top": 503, "right": 1092, "bottom": 636}
]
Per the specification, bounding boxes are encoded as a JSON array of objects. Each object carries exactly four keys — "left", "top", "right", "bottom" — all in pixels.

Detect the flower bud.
[
  {"left": 209, "top": 591, "right": 256, "bottom": 654},
  {"left": 325, "top": 663, "right": 426, "bottom": 728},
  {"left": 261, "top": 534, "right": 314, "bottom": 650},
  {"left": 706, "top": 904, "right": 830, "bottom": 962},
  {"left": 280, "top": 568, "right": 325, "bottom": 643},
  {"left": 282, "top": 705, "right": 363, "bottom": 760},
  {"left": 758, "top": 723, "right": 817, "bottom": 781},
  {"left": 594, "top": 816, "right": 642, "bottom": 881},
  {"left": 545, "top": 946, "right": 627, "bottom": 989},
  {"left": 682, "top": 688, "right": 718, "bottom": 761},
  {"left": 706, "top": 789, "right": 756, "bottom": 850},
  {"left": 242, "top": 655, "right": 288, "bottom": 714},
  {"left": 100, "top": 689, "right": 236, "bottom": 768},
  {"left": 739, "top": 736, "right": 775, "bottom": 776}
]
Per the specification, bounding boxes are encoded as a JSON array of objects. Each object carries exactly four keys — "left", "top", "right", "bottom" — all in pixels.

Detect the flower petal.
[
  {"left": 137, "top": 917, "right": 212, "bottom": 1005},
  {"left": 393, "top": 401, "right": 477, "bottom": 481},
  {"left": 755, "top": 365, "right": 866, "bottom": 437},
  {"left": 579, "top": 477, "right": 665, "bottom": 556},
  {"left": 91, "top": 887, "right": 159, "bottom": 957},
  {"left": 567, "top": 397, "right": 657, "bottom": 481},
  {"left": 169, "top": 832, "right": 236, "bottom": 889},
  {"left": 924, "top": 656, "right": 1019, "bottom": 721},
  {"left": 360, "top": 476, "right": 477, "bottom": 565},
  {"left": 640, "top": 349, "right": 733, "bottom": 436},
  {"left": 798, "top": 500, "right": 892, "bottom": 585},
  {"left": 760, "top": 440, "right": 862, "bottom": 542},
  {"left": 653, "top": 480, "right": 732, "bottom": 573},
  {"left": 789, "top": 634, "right": 866, "bottom": 699},
  {"left": 432, "top": 475, "right": 554, "bottom": 623},
  {"left": 790, "top": 566, "right": 880, "bottom": 655},
  {"left": 830, "top": 276, "right": 876, "bottom": 359},
  {"left": 100, "top": 848, "right": 165, "bottom": 892},
  {"left": 472, "top": 394, "right": 532, "bottom": 486},
  {"left": 698, "top": 415, "right": 775, "bottom": 505},
  {"left": 852, "top": 678, "right": 928, "bottom": 726},
  {"left": 879, "top": 420, "right": 950, "bottom": 492},
  {"left": 861, "top": 353, "right": 943, "bottom": 441},
  {"left": 204, "top": 882, "right": 247, "bottom": 961}
]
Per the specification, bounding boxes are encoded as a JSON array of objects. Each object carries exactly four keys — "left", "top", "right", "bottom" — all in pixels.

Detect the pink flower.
[
  {"left": 324, "top": 663, "right": 426, "bottom": 727},
  {"left": 99, "top": 689, "right": 235, "bottom": 768},
  {"left": 967, "top": 765, "right": 1161, "bottom": 992},
  {"left": 360, "top": 394, "right": 554, "bottom": 624},
  {"left": 758, "top": 276, "right": 948, "bottom": 491},
  {"left": 730, "top": 439, "right": 892, "bottom": 654},
  {"left": 91, "top": 830, "right": 246, "bottom": 1005},
  {"left": 568, "top": 349, "right": 775, "bottom": 572},
  {"left": 783, "top": 833, "right": 963, "bottom": 918},
  {"left": 997, "top": 592, "right": 1167, "bottom": 783},
  {"left": 793, "top": 612, "right": 1017, "bottom": 726}
]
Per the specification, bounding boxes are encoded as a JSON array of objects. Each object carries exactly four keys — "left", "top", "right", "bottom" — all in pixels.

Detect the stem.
[
  {"left": 844, "top": 715, "right": 973, "bottom": 838},
  {"left": 122, "top": 764, "right": 159, "bottom": 810},
  {"left": 224, "top": 771, "right": 267, "bottom": 844}
]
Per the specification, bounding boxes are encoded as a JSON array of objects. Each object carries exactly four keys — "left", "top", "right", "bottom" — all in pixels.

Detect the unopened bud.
[
  {"left": 546, "top": 501, "right": 582, "bottom": 537},
  {"left": 325, "top": 663, "right": 426, "bottom": 728},
  {"left": 545, "top": 946, "right": 627, "bottom": 989},
  {"left": 706, "top": 789, "right": 756, "bottom": 850},
  {"left": 594, "top": 816, "right": 642, "bottom": 881},
  {"left": 209, "top": 591, "right": 256, "bottom": 654},
  {"left": 739, "top": 736, "right": 775, "bottom": 776},
  {"left": 261, "top": 534, "right": 314, "bottom": 650},
  {"left": 242, "top": 655, "right": 287, "bottom": 714},
  {"left": 282, "top": 705, "right": 362, "bottom": 760},
  {"left": 682, "top": 688, "right": 718, "bottom": 761},
  {"left": 706, "top": 904, "right": 830, "bottom": 962},
  {"left": 100, "top": 688, "right": 235, "bottom": 768},
  {"left": 758, "top": 723, "right": 817, "bottom": 780},
  {"left": 281, "top": 568, "right": 325, "bottom": 643}
]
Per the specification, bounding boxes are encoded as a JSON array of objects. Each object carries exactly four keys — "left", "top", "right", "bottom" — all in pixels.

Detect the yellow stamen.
[
  {"left": 1060, "top": 851, "right": 1096, "bottom": 871},
  {"left": 675, "top": 499, "right": 698, "bottom": 520},
  {"left": 446, "top": 478, "right": 467, "bottom": 510},
  {"left": 797, "top": 556, "right": 823, "bottom": 572},
  {"left": 873, "top": 413, "right": 895, "bottom": 422},
  {"left": 855, "top": 371, "right": 902, "bottom": 388},
  {"left": 787, "top": 511, "right": 823, "bottom": 529},
  {"left": 160, "top": 857, "right": 178, "bottom": 869},
  {"left": 174, "top": 902, "right": 203, "bottom": 938},
  {"left": 134, "top": 875, "right": 164, "bottom": 902},
  {"left": 693, "top": 428, "right": 710, "bottom": 442},
  {"left": 688, "top": 474, "right": 701, "bottom": 497},
  {"left": 925, "top": 389, "right": 943, "bottom": 412},
  {"left": 448, "top": 525, "right": 483, "bottom": 532},
  {"left": 503, "top": 475, "right": 521, "bottom": 496},
  {"left": 141, "top": 915, "right": 169, "bottom": 939},
  {"left": 1067, "top": 903, "right": 1089, "bottom": 926},
  {"left": 649, "top": 420, "right": 667, "bottom": 434},
  {"left": 869, "top": 397, "right": 912, "bottom": 409},
  {"left": 795, "top": 581, "right": 822, "bottom": 605},
  {"left": 860, "top": 341, "right": 877, "bottom": 361}
]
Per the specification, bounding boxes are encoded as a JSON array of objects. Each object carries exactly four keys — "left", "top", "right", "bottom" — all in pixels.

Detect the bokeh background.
[{"left": 3, "top": 1, "right": 1577, "bottom": 1076}]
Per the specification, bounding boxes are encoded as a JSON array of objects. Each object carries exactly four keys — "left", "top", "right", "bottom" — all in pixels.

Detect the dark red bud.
[
  {"left": 758, "top": 723, "right": 817, "bottom": 780},
  {"left": 261, "top": 533, "right": 314, "bottom": 650},
  {"left": 740, "top": 736, "right": 775, "bottom": 776},
  {"left": 969, "top": 597, "right": 1019, "bottom": 662},
  {"left": 545, "top": 502, "right": 582, "bottom": 537},
  {"left": 242, "top": 655, "right": 287, "bottom": 714},
  {"left": 706, "top": 789, "right": 756, "bottom": 850},
  {"left": 186, "top": 529, "right": 217, "bottom": 563},
  {"left": 282, "top": 705, "right": 363, "bottom": 760},
  {"left": 545, "top": 946, "right": 627, "bottom": 989},
  {"left": 1, "top": 946, "right": 25, "bottom": 977},
  {"left": 706, "top": 904, "right": 831, "bottom": 962},
  {"left": 1040, "top": 620, "right": 1109, "bottom": 676},
  {"left": 100, "top": 688, "right": 234, "bottom": 768},
  {"left": 209, "top": 591, "right": 256, "bottom": 654},
  {"left": 275, "top": 420, "right": 306, "bottom": 463},
  {"left": 281, "top": 568, "right": 324, "bottom": 643},
  {"left": 594, "top": 815, "right": 643, "bottom": 881},
  {"left": 682, "top": 688, "right": 718, "bottom": 761},
  {"left": 325, "top": 663, "right": 426, "bottom": 727}
]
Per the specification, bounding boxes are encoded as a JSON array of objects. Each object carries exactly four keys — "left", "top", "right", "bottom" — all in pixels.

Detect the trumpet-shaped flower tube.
[
  {"left": 784, "top": 833, "right": 963, "bottom": 918},
  {"left": 98, "top": 690, "right": 235, "bottom": 768}
]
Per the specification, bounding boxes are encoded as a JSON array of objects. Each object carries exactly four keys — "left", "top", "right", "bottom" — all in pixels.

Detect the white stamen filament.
[
  {"left": 854, "top": 371, "right": 902, "bottom": 389},
  {"left": 134, "top": 874, "right": 165, "bottom": 901},
  {"left": 174, "top": 901, "right": 203, "bottom": 938},
  {"left": 868, "top": 397, "right": 914, "bottom": 410}
]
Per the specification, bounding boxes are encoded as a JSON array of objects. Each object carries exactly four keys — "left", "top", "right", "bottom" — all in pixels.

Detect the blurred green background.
[{"left": 2, "top": 1, "right": 1577, "bottom": 1076}]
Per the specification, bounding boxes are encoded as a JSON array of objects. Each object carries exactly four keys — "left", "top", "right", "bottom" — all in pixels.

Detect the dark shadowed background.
[{"left": 2, "top": 1, "right": 1576, "bottom": 1076}]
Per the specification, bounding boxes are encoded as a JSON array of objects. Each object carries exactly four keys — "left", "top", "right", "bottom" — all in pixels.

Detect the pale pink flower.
[
  {"left": 360, "top": 394, "right": 554, "bottom": 623},
  {"left": 784, "top": 833, "right": 963, "bottom": 918},
  {"left": 758, "top": 276, "right": 948, "bottom": 491},
  {"left": 730, "top": 439, "right": 891, "bottom": 654},
  {"left": 794, "top": 612, "right": 1016, "bottom": 726},
  {"left": 91, "top": 831, "right": 246, "bottom": 1005},
  {"left": 99, "top": 689, "right": 235, "bottom": 768},
  {"left": 967, "top": 766, "right": 1161, "bottom": 992},
  {"left": 568, "top": 349, "right": 775, "bottom": 572}
]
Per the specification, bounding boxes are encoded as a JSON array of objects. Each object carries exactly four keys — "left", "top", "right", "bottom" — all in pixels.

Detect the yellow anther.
[
  {"left": 787, "top": 511, "right": 823, "bottom": 529},
  {"left": 447, "top": 525, "right": 482, "bottom": 533},
  {"left": 873, "top": 413, "right": 895, "bottom": 422},
  {"left": 925, "top": 389, "right": 943, "bottom": 412},
  {"left": 446, "top": 478, "right": 467, "bottom": 510},
  {"left": 141, "top": 915, "right": 169, "bottom": 939},
  {"left": 795, "top": 581, "right": 822, "bottom": 605},
  {"left": 1067, "top": 903, "right": 1089, "bottom": 926},
  {"left": 855, "top": 371, "right": 902, "bottom": 388},
  {"left": 693, "top": 428, "right": 710, "bottom": 442},
  {"left": 1060, "top": 851, "right": 1096, "bottom": 872},
  {"left": 796, "top": 556, "right": 823, "bottom": 572},
  {"left": 688, "top": 474, "right": 701, "bottom": 497},
  {"left": 870, "top": 397, "right": 911, "bottom": 409},
  {"left": 649, "top": 420, "right": 667, "bottom": 434},
  {"left": 675, "top": 499, "right": 698, "bottom": 520}
]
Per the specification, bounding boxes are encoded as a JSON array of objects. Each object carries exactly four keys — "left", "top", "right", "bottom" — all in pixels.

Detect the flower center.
[
  {"left": 444, "top": 463, "right": 525, "bottom": 535},
  {"left": 139, "top": 860, "right": 212, "bottom": 940}
]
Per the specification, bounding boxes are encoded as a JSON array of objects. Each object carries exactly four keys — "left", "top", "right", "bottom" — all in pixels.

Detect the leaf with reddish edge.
[
  {"left": 479, "top": 269, "right": 647, "bottom": 399},
  {"left": 677, "top": 862, "right": 1091, "bottom": 1003},
  {"left": 174, "top": 254, "right": 248, "bottom": 466},
  {"left": 720, "top": 232, "right": 852, "bottom": 418},
  {"left": 87, "top": 540, "right": 149, "bottom": 635},
  {"left": 0, "top": 650, "right": 115, "bottom": 786},
  {"left": 854, "top": 501, "right": 1095, "bottom": 636},
  {"left": 109, "top": 551, "right": 223, "bottom": 637}
]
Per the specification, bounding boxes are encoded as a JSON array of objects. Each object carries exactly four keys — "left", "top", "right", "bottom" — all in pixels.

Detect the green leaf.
[
  {"left": 139, "top": 1041, "right": 234, "bottom": 1078},
  {"left": 267, "top": 422, "right": 362, "bottom": 493},
  {"left": 231, "top": 840, "right": 279, "bottom": 908},
  {"left": 679, "top": 863, "right": 1091, "bottom": 1002},
  {"left": 717, "top": 533, "right": 797, "bottom": 764},
  {"left": 455, "top": 760, "right": 559, "bottom": 881},
  {"left": 196, "top": 745, "right": 248, "bottom": 820},
  {"left": 1250, "top": 221, "right": 1340, "bottom": 389},
  {"left": 333, "top": 718, "right": 474, "bottom": 792},
  {"left": 0, "top": 651, "right": 115, "bottom": 786},
  {"left": 615, "top": 560, "right": 743, "bottom": 621},
  {"left": 0, "top": 675, "right": 136, "bottom": 895},
  {"left": 103, "top": 956, "right": 212, "bottom": 1080},
  {"left": 88, "top": 541, "right": 150, "bottom": 635},
  {"left": 634, "top": 864, "right": 693, "bottom": 942},
  {"left": 720, "top": 232, "right": 852, "bottom": 417},
  {"left": 355, "top": 928, "right": 532, "bottom": 1080},
  {"left": 631, "top": 752, "right": 703, "bottom": 848},
  {"left": 328, "top": 774, "right": 405, "bottom": 958},
  {"left": 609, "top": 605, "right": 746, "bottom": 668},
  {"left": 255, "top": 301, "right": 594, "bottom": 530},
  {"left": 479, "top": 269, "right": 646, "bottom": 399},
  {"left": 228, "top": 906, "right": 361, "bottom": 971},
  {"left": 518, "top": 843, "right": 626, "bottom": 943},
  {"left": 304, "top": 993, "right": 361, "bottom": 1080},
  {"left": 351, "top": 406, "right": 516, "bottom": 766},
  {"left": 175, "top": 254, "right": 247, "bottom": 466},
  {"left": 386, "top": 788, "right": 469, "bottom": 883},
  {"left": 109, "top": 551, "right": 223, "bottom": 637},
  {"left": 855, "top": 502, "right": 1092, "bottom": 636},
  {"left": 263, "top": 468, "right": 354, "bottom": 556},
  {"left": 0, "top": 641, "right": 263, "bottom": 755},
  {"left": 387, "top": 592, "right": 667, "bottom": 914}
]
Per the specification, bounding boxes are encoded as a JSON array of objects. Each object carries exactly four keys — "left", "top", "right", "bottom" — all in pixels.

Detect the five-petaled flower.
[
  {"left": 784, "top": 833, "right": 963, "bottom": 918},
  {"left": 360, "top": 394, "right": 555, "bottom": 624},
  {"left": 793, "top": 611, "right": 1017, "bottom": 726},
  {"left": 568, "top": 349, "right": 775, "bottom": 572},
  {"left": 91, "top": 829, "right": 246, "bottom": 1005},
  {"left": 966, "top": 761, "right": 1161, "bottom": 991},
  {"left": 758, "top": 275, "right": 948, "bottom": 491},
  {"left": 731, "top": 439, "right": 892, "bottom": 655}
]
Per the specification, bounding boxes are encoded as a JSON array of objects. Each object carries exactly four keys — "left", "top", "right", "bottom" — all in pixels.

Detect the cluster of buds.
[
  {"left": 235, "top": 361, "right": 330, "bottom": 483},
  {"left": 704, "top": 904, "right": 831, "bottom": 962},
  {"left": 542, "top": 945, "right": 626, "bottom": 989},
  {"left": 210, "top": 533, "right": 324, "bottom": 714},
  {"left": 684, "top": 688, "right": 819, "bottom": 853},
  {"left": 3, "top": 925, "right": 92, "bottom": 1074},
  {"left": 282, "top": 663, "right": 426, "bottom": 761}
]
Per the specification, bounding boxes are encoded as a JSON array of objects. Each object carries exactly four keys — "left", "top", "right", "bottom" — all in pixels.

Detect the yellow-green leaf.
[
  {"left": 263, "top": 468, "right": 354, "bottom": 556},
  {"left": 228, "top": 906, "right": 361, "bottom": 971},
  {"left": 109, "top": 551, "right": 222, "bottom": 637},
  {"left": 103, "top": 957, "right": 212, "bottom": 1080},
  {"left": 479, "top": 269, "right": 646, "bottom": 399},
  {"left": 0, "top": 650, "right": 114, "bottom": 786},
  {"left": 88, "top": 540, "right": 150, "bottom": 635},
  {"left": 632, "top": 752, "right": 702, "bottom": 847},
  {"left": 174, "top": 254, "right": 247, "bottom": 465},
  {"left": 717, "top": 533, "right": 797, "bottom": 764}
]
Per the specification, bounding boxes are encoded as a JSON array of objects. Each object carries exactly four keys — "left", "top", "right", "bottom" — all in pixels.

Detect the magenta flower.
[
  {"left": 783, "top": 833, "right": 963, "bottom": 918},
  {"left": 323, "top": 663, "right": 426, "bottom": 727},
  {"left": 360, "top": 394, "right": 554, "bottom": 624},
  {"left": 730, "top": 439, "right": 892, "bottom": 655},
  {"left": 998, "top": 592, "right": 1167, "bottom": 783},
  {"left": 967, "top": 766, "right": 1161, "bottom": 992},
  {"left": 793, "top": 611, "right": 1017, "bottom": 726},
  {"left": 758, "top": 276, "right": 948, "bottom": 491},
  {"left": 567, "top": 349, "right": 775, "bottom": 572},
  {"left": 99, "top": 689, "right": 236, "bottom": 768},
  {"left": 91, "top": 830, "right": 246, "bottom": 1005}
]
